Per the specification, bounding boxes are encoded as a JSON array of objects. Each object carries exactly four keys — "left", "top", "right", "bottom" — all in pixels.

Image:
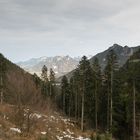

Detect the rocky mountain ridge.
[{"left": 17, "top": 56, "right": 81, "bottom": 78}]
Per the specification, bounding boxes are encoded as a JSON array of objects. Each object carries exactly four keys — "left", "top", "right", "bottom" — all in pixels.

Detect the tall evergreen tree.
[
  {"left": 92, "top": 57, "right": 102, "bottom": 136},
  {"left": 41, "top": 65, "right": 48, "bottom": 82},
  {"left": 104, "top": 50, "right": 118, "bottom": 136},
  {"left": 41, "top": 65, "right": 48, "bottom": 96},
  {"left": 73, "top": 69, "right": 81, "bottom": 121},
  {"left": 78, "top": 56, "right": 93, "bottom": 131},
  {"left": 61, "top": 75, "right": 69, "bottom": 114},
  {"left": 49, "top": 68, "right": 55, "bottom": 98}
]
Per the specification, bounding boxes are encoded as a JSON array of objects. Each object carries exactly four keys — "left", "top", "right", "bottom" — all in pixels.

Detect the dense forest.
[{"left": 58, "top": 49, "right": 140, "bottom": 140}]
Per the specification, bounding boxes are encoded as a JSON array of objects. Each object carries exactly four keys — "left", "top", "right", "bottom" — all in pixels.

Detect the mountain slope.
[
  {"left": 90, "top": 44, "right": 140, "bottom": 70},
  {"left": 17, "top": 56, "right": 80, "bottom": 78},
  {"left": 57, "top": 44, "right": 140, "bottom": 82},
  {"left": 112, "top": 49, "right": 140, "bottom": 139},
  {"left": 0, "top": 53, "right": 42, "bottom": 105}
]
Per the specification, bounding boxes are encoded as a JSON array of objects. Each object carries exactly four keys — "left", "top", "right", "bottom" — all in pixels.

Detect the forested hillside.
[
  {"left": 57, "top": 44, "right": 140, "bottom": 82},
  {"left": 59, "top": 49, "right": 140, "bottom": 140},
  {"left": 0, "top": 53, "right": 43, "bottom": 106}
]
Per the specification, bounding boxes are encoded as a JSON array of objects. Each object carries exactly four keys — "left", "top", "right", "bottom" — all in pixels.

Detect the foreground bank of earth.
[{"left": 0, "top": 104, "right": 93, "bottom": 140}]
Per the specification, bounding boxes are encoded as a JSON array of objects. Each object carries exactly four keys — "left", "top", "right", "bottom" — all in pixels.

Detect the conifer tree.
[
  {"left": 41, "top": 65, "right": 48, "bottom": 82},
  {"left": 78, "top": 56, "right": 92, "bottom": 131},
  {"left": 92, "top": 57, "right": 102, "bottom": 136},
  {"left": 104, "top": 50, "right": 118, "bottom": 136},
  {"left": 61, "top": 75, "right": 69, "bottom": 114},
  {"left": 73, "top": 69, "right": 81, "bottom": 120},
  {"left": 41, "top": 65, "right": 48, "bottom": 96},
  {"left": 49, "top": 68, "right": 55, "bottom": 98}
]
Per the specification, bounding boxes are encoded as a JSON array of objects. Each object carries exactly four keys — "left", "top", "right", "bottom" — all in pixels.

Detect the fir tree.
[
  {"left": 61, "top": 75, "right": 69, "bottom": 114},
  {"left": 49, "top": 68, "right": 55, "bottom": 98},
  {"left": 41, "top": 65, "right": 49, "bottom": 97}
]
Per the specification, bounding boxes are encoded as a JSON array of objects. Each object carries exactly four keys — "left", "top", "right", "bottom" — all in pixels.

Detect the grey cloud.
[
  {"left": 0, "top": 0, "right": 136, "bottom": 31},
  {"left": 0, "top": 0, "right": 140, "bottom": 62}
]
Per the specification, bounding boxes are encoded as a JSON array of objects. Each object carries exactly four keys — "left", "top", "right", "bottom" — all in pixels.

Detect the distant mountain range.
[
  {"left": 17, "top": 56, "right": 81, "bottom": 77},
  {"left": 17, "top": 44, "right": 140, "bottom": 80},
  {"left": 57, "top": 44, "right": 140, "bottom": 82}
]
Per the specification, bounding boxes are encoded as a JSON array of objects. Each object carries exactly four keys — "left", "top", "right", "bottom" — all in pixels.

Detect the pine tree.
[
  {"left": 61, "top": 75, "right": 69, "bottom": 114},
  {"left": 49, "top": 68, "right": 55, "bottom": 98},
  {"left": 41, "top": 65, "right": 48, "bottom": 82},
  {"left": 69, "top": 77, "right": 75, "bottom": 117},
  {"left": 33, "top": 73, "right": 41, "bottom": 88},
  {"left": 41, "top": 65, "right": 49, "bottom": 97},
  {"left": 104, "top": 50, "right": 118, "bottom": 136},
  {"left": 73, "top": 69, "right": 81, "bottom": 121},
  {"left": 78, "top": 56, "right": 92, "bottom": 131},
  {"left": 92, "top": 57, "right": 102, "bottom": 136}
]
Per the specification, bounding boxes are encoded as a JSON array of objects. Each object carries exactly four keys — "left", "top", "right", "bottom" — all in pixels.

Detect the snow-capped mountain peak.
[{"left": 17, "top": 56, "right": 81, "bottom": 78}]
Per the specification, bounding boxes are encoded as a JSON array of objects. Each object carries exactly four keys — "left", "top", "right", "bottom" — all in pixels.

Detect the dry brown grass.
[{"left": 0, "top": 103, "right": 93, "bottom": 140}]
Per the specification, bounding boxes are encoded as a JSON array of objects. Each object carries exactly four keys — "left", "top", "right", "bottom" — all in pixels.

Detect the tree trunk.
[
  {"left": 81, "top": 91, "right": 84, "bottom": 131},
  {"left": 95, "top": 80, "right": 98, "bottom": 139},
  {"left": 133, "top": 80, "right": 136, "bottom": 140},
  {"left": 75, "top": 85, "right": 78, "bottom": 120},
  {"left": 63, "top": 90, "right": 65, "bottom": 113},
  {"left": 0, "top": 76, "right": 3, "bottom": 105},
  {"left": 27, "top": 110, "right": 30, "bottom": 133},
  {"left": 50, "top": 83, "right": 52, "bottom": 96},
  {"left": 110, "top": 70, "right": 113, "bottom": 137},
  {"left": 81, "top": 81, "right": 85, "bottom": 131},
  {"left": 107, "top": 82, "right": 110, "bottom": 132},
  {"left": 69, "top": 92, "right": 71, "bottom": 118}
]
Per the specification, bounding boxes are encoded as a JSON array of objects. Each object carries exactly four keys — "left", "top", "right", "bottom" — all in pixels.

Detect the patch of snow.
[
  {"left": 10, "top": 128, "right": 21, "bottom": 133},
  {"left": 41, "top": 132, "right": 47, "bottom": 135},
  {"left": 53, "top": 65, "right": 57, "bottom": 69},
  {"left": 55, "top": 71, "right": 58, "bottom": 74},
  {"left": 76, "top": 136, "right": 90, "bottom": 140},
  {"left": 87, "top": 55, "right": 93, "bottom": 59},
  {"left": 67, "top": 129, "right": 74, "bottom": 135},
  {"left": 56, "top": 136, "right": 63, "bottom": 140},
  {"left": 64, "top": 134, "right": 74, "bottom": 139},
  {"left": 32, "top": 113, "right": 42, "bottom": 119},
  {"left": 61, "top": 118, "right": 70, "bottom": 124},
  {"left": 50, "top": 115, "right": 55, "bottom": 120},
  {"left": 39, "top": 56, "right": 48, "bottom": 61},
  {"left": 63, "top": 131, "right": 66, "bottom": 134},
  {"left": 56, "top": 57, "right": 62, "bottom": 61}
]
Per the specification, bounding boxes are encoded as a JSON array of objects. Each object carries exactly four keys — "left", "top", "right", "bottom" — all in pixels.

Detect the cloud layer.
[{"left": 0, "top": 0, "right": 140, "bottom": 62}]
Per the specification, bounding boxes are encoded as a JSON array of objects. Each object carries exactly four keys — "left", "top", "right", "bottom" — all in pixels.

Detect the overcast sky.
[{"left": 0, "top": 0, "right": 140, "bottom": 62}]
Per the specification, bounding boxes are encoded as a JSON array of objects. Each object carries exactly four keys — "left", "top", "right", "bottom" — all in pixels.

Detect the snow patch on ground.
[
  {"left": 56, "top": 135, "right": 63, "bottom": 140},
  {"left": 10, "top": 128, "right": 21, "bottom": 133},
  {"left": 32, "top": 113, "right": 42, "bottom": 119},
  {"left": 41, "top": 132, "right": 47, "bottom": 135},
  {"left": 67, "top": 128, "right": 74, "bottom": 135},
  {"left": 76, "top": 136, "right": 90, "bottom": 140}
]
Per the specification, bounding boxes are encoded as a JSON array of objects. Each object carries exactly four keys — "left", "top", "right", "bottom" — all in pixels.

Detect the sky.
[{"left": 0, "top": 0, "right": 140, "bottom": 62}]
